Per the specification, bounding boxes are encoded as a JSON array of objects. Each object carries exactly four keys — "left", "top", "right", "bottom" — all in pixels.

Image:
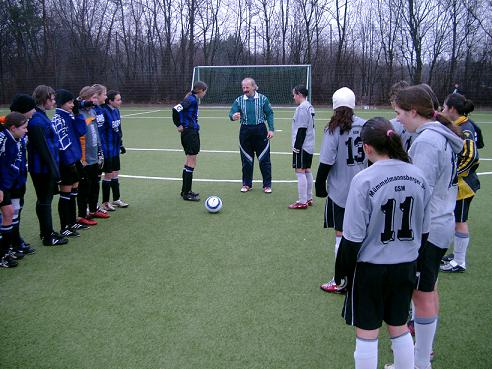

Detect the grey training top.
[
  {"left": 343, "top": 159, "right": 431, "bottom": 264},
  {"left": 409, "top": 122, "right": 464, "bottom": 249},
  {"left": 291, "top": 100, "right": 315, "bottom": 154},
  {"left": 319, "top": 115, "right": 367, "bottom": 207}
]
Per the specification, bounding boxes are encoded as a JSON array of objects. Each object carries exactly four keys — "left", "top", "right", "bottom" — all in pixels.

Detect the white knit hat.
[{"left": 333, "top": 87, "right": 356, "bottom": 110}]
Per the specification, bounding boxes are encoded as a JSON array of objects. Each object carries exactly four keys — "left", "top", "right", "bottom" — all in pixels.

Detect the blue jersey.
[
  {"left": 27, "top": 107, "right": 60, "bottom": 178},
  {"left": 172, "top": 94, "right": 200, "bottom": 130},
  {"left": 0, "top": 128, "right": 22, "bottom": 191},
  {"left": 52, "top": 108, "right": 86, "bottom": 166},
  {"left": 101, "top": 104, "right": 122, "bottom": 159},
  {"left": 13, "top": 136, "right": 27, "bottom": 189},
  {"left": 94, "top": 105, "right": 107, "bottom": 155}
]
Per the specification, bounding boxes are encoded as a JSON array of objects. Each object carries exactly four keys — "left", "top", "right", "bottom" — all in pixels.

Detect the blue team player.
[{"left": 172, "top": 81, "right": 208, "bottom": 201}]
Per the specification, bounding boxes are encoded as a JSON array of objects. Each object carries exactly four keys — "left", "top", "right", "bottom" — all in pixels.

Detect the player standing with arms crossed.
[
  {"left": 335, "top": 117, "right": 431, "bottom": 369},
  {"left": 229, "top": 78, "right": 274, "bottom": 193},
  {"left": 385, "top": 86, "right": 464, "bottom": 369},
  {"left": 172, "top": 81, "right": 208, "bottom": 201},
  {"left": 289, "top": 85, "right": 315, "bottom": 209},
  {"left": 315, "top": 87, "right": 367, "bottom": 293}
]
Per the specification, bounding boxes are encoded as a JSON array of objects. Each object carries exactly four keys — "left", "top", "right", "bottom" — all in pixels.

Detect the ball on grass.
[{"left": 204, "top": 196, "right": 223, "bottom": 213}]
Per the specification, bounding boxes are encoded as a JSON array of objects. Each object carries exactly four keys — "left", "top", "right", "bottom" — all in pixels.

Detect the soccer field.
[{"left": 1, "top": 106, "right": 491, "bottom": 369}]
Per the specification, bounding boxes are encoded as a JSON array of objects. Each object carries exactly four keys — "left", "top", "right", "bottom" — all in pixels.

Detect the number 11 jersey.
[{"left": 343, "top": 159, "right": 431, "bottom": 264}]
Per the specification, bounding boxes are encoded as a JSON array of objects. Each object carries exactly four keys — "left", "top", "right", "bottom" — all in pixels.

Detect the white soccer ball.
[{"left": 204, "top": 196, "right": 223, "bottom": 213}]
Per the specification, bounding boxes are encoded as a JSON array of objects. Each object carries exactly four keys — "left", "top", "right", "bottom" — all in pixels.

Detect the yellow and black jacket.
[{"left": 456, "top": 116, "right": 480, "bottom": 200}]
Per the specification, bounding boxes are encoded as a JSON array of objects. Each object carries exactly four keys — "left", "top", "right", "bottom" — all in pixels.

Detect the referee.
[{"left": 229, "top": 78, "right": 274, "bottom": 193}]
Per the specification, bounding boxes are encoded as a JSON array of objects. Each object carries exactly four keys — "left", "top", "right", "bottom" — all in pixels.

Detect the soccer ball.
[{"left": 204, "top": 196, "right": 223, "bottom": 213}]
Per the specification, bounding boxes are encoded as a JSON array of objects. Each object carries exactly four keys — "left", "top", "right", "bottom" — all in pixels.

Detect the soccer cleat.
[
  {"left": 440, "top": 259, "right": 466, "bottom": 273},
  {"left": 263, "top": 186, "right": 272, "bottom": 193},
  {"left": 60, "top": 227, "right": 80, "bottom": 238},
  {"left": 1, "top": 255, "right": 18, "bottom": 268},
  {"left": 42, "top": 233, "right": 69, "bottom": 246},
  {"left": 112, "top": 199, "right": 129, "bottom": 208},
  {"left": 8, "top": 249, "right": 24, "bottom": 260},
  {"left": 78, "top": 217, "right": 98, "bottom": 226},
  {"left": 240, "top": 185, "right": 251, "bottom": 193},
  {"left": 307, "top": 199, "right": 313, "bottom": 206},
  {"left": 101, "top": 202, "right": 116, "bottom": 211},
  {"left": 182, "top": 191, "right": 200, "bottom": 201},
  {"left": 320, "top": 278, "right": 347, "bottom": 294},
  {"left": 18, "top": 244, "right": 36, "bottom": 255},
  {"left": 441, "top": 253, "right": 454, "bottom": 264},
  {"left": 288, "top": 201, "right": 308, "bottom": 209},
  {"left": 88, "top": 209, "right": 111, "bottom": 219},
  {"left": 71, "top": 223, "right": 89, "bottom": 231}
]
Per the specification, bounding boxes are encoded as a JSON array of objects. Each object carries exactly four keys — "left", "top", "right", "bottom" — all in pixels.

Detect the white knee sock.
[
  {"left": 335, "top": 236, "right": 342, "bottom": 258},
  {"left": 305, "top": 172, "right": 313, "bottom": 200},
  {"left": 453, "top": 232, "right": 469, "bottom": 267},
  {"left": 414, "top": 316, "right": 437, "bottom": 369},
  {"left": 354, "top": 337, "right": 378, "bottom": 369},
  {"left": 391, "top": 332, "right": 414, "bottom": 369},
  {"left": 296, "top": 173, "right": 308, "bottom": 204}
]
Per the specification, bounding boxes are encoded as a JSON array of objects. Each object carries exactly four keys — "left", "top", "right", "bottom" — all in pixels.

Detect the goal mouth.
[{"left": 192, "top": 65, "right": 312, "bottom": 106}]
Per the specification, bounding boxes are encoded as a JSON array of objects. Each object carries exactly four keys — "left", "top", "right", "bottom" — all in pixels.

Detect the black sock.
[
  {"left": 102, "top": 180, "right": 111, "bottom": 203},
  {"left": 11, "top": 217, "right": 21, "bottom": 249},
  {"left": 0, "top": 225, "right": 14, "bottom": 255},
  {"left": 181, "top": 166, "right": 194, "bottom": 194},
  {"left": 58, "top": 192, "right": 71, "bottom": 229},
  {"left": 36, "top": 203, "right": 53, "bottom": 238},
  {"left": 110, "top": 178, "right": 120, "bottom": 201}
]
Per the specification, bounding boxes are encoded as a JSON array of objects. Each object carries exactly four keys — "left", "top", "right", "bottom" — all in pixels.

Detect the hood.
[{"left": 417, "top": 121, "right": 463, "bottom": 154}]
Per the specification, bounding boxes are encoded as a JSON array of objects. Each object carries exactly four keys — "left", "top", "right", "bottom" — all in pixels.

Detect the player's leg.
[
  {"left": 254, "top": 124, "right": 272, "bottom": 192},
  {"left": 239, "top": 125, "right": 255, "bottom": 191},
  {"left": 305, "top": 164, "right": 314, "bottom": 206},
  {"left": 0, "top": 199, "right": 18, "bottom": 267},
  {"left": 413, "top": 241, "right": 446, "bottom": 369},
  {"left": 101, "top": 162, "right": 116, "bottom": 211},
  {"left": 180, "top": 129, "right": 200, "bottom": 201},
  {"left": 109, "top": 156, "right": 128, "bottom": 207},
  {"left": 58, "top": 167, "right": 75, "bottom": 236}
]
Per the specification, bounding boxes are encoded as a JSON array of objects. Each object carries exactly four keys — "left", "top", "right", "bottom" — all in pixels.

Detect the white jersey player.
[
  {"left": 288, "top": 85, "right": 315, "bottom": 209},
  {"left": 315, "top": 87, "right": 367, "bottom": 293},
  {"left": 335, "top": 117, "right": 431, "bottom": 369}
]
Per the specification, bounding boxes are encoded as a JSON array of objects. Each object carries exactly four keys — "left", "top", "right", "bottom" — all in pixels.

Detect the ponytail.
[
  {"left": 434, "top": 112, "right": 463, "bottom": 138},
  {"left": 185, "top": 81, "right": 208, "bottom": 99},
  {"left": 361, "top": 117, "right": 410, "bottom": 163}
]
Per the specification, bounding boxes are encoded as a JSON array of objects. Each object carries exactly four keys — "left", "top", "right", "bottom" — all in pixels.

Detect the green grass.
[{"left": 1, "top": 106, "right": 492, "bottom": 368}]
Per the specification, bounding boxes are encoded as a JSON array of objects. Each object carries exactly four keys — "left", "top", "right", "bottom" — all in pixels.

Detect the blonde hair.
[
  {"left": 79, "top": 86, "right": 96, "bottom": 100},
  {"left": 91, "top": 84, "right": 107, "bottom": 95}
]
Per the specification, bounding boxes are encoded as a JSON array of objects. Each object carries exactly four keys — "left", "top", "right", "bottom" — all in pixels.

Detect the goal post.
[{"left": 192, "top": 65, "right": 312, "bottom": 105}]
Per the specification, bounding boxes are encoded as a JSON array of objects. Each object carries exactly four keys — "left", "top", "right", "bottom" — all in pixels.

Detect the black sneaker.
[
  {"left": 182, "top": 191, "right": 200, "bottom": 201},
  {"left": 0, "top": 256, "right": 18, "bottom": 268},
  {"left": 43, "top": 233, "right": 69, "bottom": 246},
  {"left": 8, "top": 248, "right": 24, "bottom": 260},
  {"left": 71, "top": 223, "right": 89, "bottom": 231},
  {"left": 60, "top": 227, "right": 80, "bottom": 238},
  {"left": 18, "top": 244, "right": 36, "bottom": 255}
]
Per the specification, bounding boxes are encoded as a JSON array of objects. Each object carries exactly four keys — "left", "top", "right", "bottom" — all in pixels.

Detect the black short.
[
  {"left": 324, "top": 197, "right": 344, "bottom": 231},
  {"left": 103, "top": 155, "right": 121, "bottom": 173},
  {"left": 181, "top": 129, "right": 200, "bottom": 155},
  {"left": 292, "top": 150, "right": 313, "bottom": 169},
  {"left": 10, "top": 184, "right": 26, "bottom": 199},
  {"left": 0, "top": 189, "right": 13, "bottom": 207},
  {"left": 60, "top": 163, "right": 80, "bottom": 185},
  {"left": 454, "top": 197, "right": 473, "bottom": 222},
  {"left": 343, "top": 261, "right": 417, "bottom": 330},
  {"left": 416, "top": 241, "right": 447, "bottom": 292}
]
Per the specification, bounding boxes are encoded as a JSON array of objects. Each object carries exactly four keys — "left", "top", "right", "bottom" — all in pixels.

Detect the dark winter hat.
[
  {"left": 10, "top": 94, "right": 36, "bottom": 114},
  {"left": 55, "top": 89, "right": 74, "bottom": 107}
]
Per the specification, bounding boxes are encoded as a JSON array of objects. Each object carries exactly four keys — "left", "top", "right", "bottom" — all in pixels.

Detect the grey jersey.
[
  {"left": 343, "top": 160, "right": 431, "bottom": 264},
  {"left": 319, "top": 116, "right": 367, "bottom": 207},
  {"left": 409, "top": 122, "right": 464, "bottom": 249},
  {"left": 291, "top": 100, "right": 315, "bottom": 154},
  {"left": 390, "top": 118, "right": 417, "bottom": 152}
]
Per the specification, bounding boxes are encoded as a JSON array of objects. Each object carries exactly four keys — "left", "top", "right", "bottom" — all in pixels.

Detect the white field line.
[
  {"left": 119, "top": 174, "right": 297, "bottom": 183},
  {"left": 127, "top": 147, "right": 318, "bottom": 156},
  {"left": 122, "top": 110, "right": 163, "bottom": 117}
]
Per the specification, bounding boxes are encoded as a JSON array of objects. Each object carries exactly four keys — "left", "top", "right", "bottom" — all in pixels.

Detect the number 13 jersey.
[
  {"left": 319, "top": 116, "right": 367, "bottom": 208},
  {"left": 343, "top": 159, "right": 432, "bottom": 264}
]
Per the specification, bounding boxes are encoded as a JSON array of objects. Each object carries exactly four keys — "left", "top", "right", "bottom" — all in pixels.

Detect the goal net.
[{"left": 192, "top": 65, "right": 312, "bottom": 105}]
